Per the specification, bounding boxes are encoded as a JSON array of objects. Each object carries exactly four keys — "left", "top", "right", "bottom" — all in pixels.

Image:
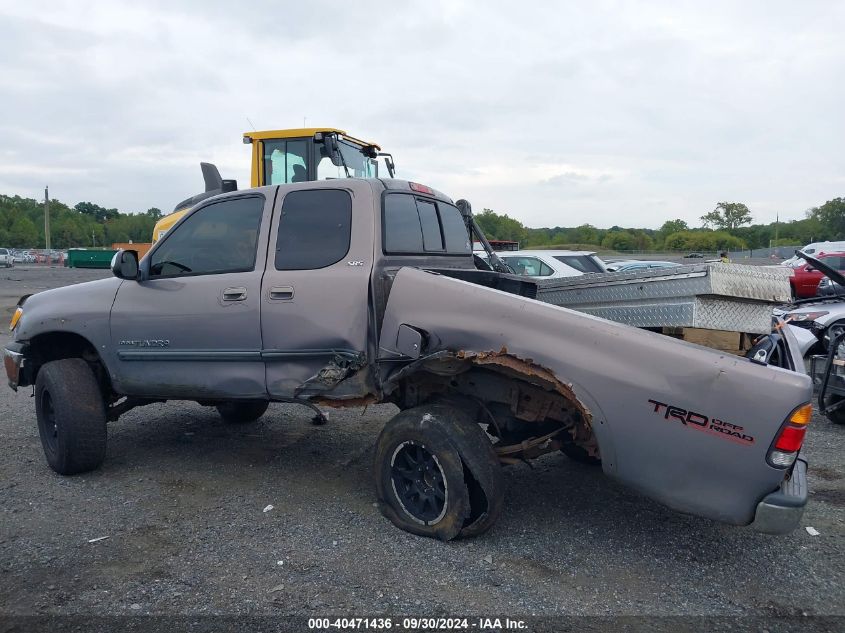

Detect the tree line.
[
  {"left": 475, "top": 197, "right": 845, "bottom": 252},
  {"left": 2, "top": 191, "right": 842, "bottom": 253},
  {"left": 0, "top": 194, "right": 163, "bottom": 249}
]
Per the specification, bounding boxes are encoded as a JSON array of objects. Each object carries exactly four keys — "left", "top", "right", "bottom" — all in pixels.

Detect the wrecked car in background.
[{"left": 4, "top": 179, "right": 812, "bottom": 540}]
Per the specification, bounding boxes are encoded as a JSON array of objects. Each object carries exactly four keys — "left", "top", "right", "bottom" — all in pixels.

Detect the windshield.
[
  {"left": 553, "top": 255, "right": 605, "bottom": 273},
  {"left": 318, "top": 140, "right": 377, "bottom": 179}
]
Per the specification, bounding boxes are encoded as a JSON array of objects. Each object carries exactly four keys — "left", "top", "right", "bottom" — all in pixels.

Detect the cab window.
[
  {"left": 382, "top": 194, "right": 471, "bottom": 255},
  {"left": 275, "top": 190, "right": 352, "bottom": 270},
  {"left": 149, "top": 196, "right": 264, "bottom": 278},
  {"left": 263, "top": 140, "right": 308, "bottom": 184}
]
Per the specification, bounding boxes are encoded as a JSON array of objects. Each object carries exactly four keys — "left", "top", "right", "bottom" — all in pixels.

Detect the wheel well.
[
  {"left": 23, "top": 332, "right": 111, "bottom": 395},
  {"left": 388, "top": 351, "right": 599, "bottom": 460}
]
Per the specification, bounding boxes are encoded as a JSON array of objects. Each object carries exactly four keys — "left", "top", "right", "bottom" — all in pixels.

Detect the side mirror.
[
  {"left": 111, "top": 249, "right": 139, "bottom": 280},
  {"left": 378, "top": 152, "right": 396, "bottom": 177},
  {"left": 324, "top": 134, "right": 343, "bottom": 167}
]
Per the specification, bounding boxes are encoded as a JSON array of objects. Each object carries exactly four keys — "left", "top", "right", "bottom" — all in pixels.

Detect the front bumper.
[
  {"left": 3, "top": 341, "right": 26, "bottom": 391},
  {"left": 750, "top": 458, "right": 808, "bottom": 535}
]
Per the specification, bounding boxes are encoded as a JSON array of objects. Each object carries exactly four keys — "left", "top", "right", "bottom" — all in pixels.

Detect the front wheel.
[
  {"left": 35, "top": 358, "right": 108, "bottom": 475},
  {"left": 216, "top": 400, "right": 269, "bottom": 424},
  {"left": 374, "top": 405, "right": 504, "bottom": 541}
]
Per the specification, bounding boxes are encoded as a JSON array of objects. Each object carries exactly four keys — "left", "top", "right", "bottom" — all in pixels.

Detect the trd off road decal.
[{"left": 647, "top": 399, "right": 755, "bottom": 445}]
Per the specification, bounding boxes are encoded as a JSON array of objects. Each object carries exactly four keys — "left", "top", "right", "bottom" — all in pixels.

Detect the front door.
[
  {"left": 109, "top": 192, "right": 274, "bottom": 399},
  {"left": 260, "top": 181, "right": 374, "bottom": 399}
]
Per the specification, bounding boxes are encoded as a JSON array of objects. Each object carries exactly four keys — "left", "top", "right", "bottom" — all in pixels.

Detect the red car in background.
[{"left": 790, "top": 252, "right": 845, "bottom": 297}]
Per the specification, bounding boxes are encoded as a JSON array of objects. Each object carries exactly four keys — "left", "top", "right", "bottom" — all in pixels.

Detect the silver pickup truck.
[{"left": 4, "top": 179, "right": 812, "bottom": 540}]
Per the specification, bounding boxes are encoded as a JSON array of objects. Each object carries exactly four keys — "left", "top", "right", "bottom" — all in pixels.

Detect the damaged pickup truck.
[{"left": 4, "top": 179, "right": 813, "bottom": 540}]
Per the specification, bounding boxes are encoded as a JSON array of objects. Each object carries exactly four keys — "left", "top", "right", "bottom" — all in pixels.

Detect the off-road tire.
[
  {"left": 824, "top": 395, "right": 845, "bottom": 425},
  {"left": 34, "top": 358, "right": 107, "bottom": 475},
  {"left": 216, "top": 400, "right": 269, "bottom": 424},
  {"left": 374, "top": 405, "right": 504, "bottom": 541}
]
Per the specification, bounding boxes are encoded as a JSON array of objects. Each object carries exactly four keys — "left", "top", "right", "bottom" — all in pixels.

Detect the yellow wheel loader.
[{"left": 152, "top": 128, "right": 395, "bottom": 242}]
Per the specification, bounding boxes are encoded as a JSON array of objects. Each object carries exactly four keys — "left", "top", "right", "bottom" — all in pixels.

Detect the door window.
[
  {"left": 275, "top": 189, "right": 352, "bottom": 270},
  {"left": 149, "top": 196, "right": 264, "bottom": 278}
]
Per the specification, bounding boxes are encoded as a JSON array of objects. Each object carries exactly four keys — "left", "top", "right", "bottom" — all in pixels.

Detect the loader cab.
[
  {"left": 152, "top": 127, "right": 395, "bottom": 243},
  {"left": 243, "top": 128, "right": 393, "bottom": 187}
]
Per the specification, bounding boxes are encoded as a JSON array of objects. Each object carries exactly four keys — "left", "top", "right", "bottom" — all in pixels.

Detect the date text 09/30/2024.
[{"left": 307, "top": 617, "right": 527, "bottom": 630}]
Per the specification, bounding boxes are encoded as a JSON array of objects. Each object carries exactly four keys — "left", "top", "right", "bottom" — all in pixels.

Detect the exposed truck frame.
[{"left": 4, "top": 178, "right": 812, "bottom": 540}]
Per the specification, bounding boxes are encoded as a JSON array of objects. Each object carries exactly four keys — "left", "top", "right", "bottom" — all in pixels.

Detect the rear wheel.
[
  {"left": 374, "top": 405, "right": 504, "bottom": 541},
  {"left": 216, "top": 400, "right": 269, "bottom": 424},
  {"left": 34, "top": 358, "right": 108, "bottom": 475},
  {"left": 824, "top": 395, "right": 845, "bottom": 425}
]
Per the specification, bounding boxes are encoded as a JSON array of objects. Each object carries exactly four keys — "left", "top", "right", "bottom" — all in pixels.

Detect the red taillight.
[
  {"left": 409, "top": 182, "right": 434, "bottom": 195},
  {"left": 767, "top": 403, "right": 812, "bottom": 468},
  {"left": 774, "top": 425, "right": 806, "bottom": 452}
]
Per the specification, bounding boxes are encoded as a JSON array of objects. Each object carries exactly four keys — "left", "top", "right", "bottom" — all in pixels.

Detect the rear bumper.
[
  {"left": 750, "top": 458, "right": 808, "bottom": 535},
  {"left": 3, "top": 341, "right": 26, "bottom": 391}
]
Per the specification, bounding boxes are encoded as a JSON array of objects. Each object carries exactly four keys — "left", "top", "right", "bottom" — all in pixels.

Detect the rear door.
[
  {"left": 109, "top": 192, "right": 274, "bottom": 398},
  {"left": 260, "top": 180, "right": 375, "bottom": 398}
]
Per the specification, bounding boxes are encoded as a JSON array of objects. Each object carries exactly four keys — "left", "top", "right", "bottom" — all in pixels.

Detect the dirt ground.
[{"left": 0, "top": 266, "right": 842, "bottom": 625}]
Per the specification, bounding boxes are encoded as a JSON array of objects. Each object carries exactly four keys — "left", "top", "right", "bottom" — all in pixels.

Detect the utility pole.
[{"left": 44, "top": 186, "right": 51, "bottom": 254}]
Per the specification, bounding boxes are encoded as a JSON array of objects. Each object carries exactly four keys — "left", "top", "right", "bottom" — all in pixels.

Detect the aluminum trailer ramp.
[{"left": 535, "top": 263, "right": 792, "bottom": 334}]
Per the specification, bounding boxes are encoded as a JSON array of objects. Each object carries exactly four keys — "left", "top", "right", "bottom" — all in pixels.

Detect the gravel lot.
[{"left": 0, "top": 266, "right": 843, "bottom": 623}]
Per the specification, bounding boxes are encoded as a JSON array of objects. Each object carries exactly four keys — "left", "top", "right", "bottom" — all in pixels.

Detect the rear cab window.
[{"left": 383, "top": 194, "right": 472, "bottom": 256}]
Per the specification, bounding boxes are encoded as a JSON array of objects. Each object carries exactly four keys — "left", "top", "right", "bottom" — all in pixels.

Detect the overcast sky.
[{"left": 1, "top": 0, "right": 843, "bottom": 229}]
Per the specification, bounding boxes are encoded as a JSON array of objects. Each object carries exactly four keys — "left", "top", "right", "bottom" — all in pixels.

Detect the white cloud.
[{"left": 0, "top": 0, "right": 842, "bottom": 227}]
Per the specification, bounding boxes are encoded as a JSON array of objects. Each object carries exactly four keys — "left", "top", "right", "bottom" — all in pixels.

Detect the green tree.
[
  {"left": 807, "top": 197, "right": 845, "bottom": 239},
  {"left": 701, "top": 202, "right": 752, "bottom": 230},
  {"left": 475, "top": 209, "right": 528, "bottom": 243},
  {"left": 8, "top": 216, "right": 39, "bottom": 247},
  {"left": 600, "top": 230, "right": 653, "bottom": 251}
]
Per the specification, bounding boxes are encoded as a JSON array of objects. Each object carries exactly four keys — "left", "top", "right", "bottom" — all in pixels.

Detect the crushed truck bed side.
[{"left": 379, "top": 267, "right": 812, "bottom": 526}]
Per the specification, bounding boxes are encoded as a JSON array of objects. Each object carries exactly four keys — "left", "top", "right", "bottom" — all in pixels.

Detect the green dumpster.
[{"left": 66, "top": 249, "right": 118, "bottom": 269}]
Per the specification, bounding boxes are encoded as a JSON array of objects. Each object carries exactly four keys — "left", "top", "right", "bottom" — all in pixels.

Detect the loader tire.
[
  {"left": 216, "top": 401, "right": 269, "bottom": 424},
  {"left": 35, "top": 358, "right": 107, "bottom": 475},
  {"left": 374, "top": 405, "right": 504, "bottom": 541}
]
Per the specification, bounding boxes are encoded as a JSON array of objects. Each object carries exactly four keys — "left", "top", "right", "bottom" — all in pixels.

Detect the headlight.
[
  {"left": 785, "top": 311, "right": 829, "bottom": 322},
  {"left": 9, "top": 307, "right": 22, "bottom": 331}
]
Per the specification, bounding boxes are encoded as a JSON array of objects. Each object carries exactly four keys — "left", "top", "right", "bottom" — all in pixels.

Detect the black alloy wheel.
[{"left": 390, "top": 441, "right": 448, "bottom": 524}]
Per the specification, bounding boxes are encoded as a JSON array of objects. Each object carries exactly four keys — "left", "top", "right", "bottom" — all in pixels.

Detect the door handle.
[
  {"left": 222, "top": 287, "right": 247, "bottom": 301},
  {"left": 269, "top": 286, "right": 294, "bottom": 300}
]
